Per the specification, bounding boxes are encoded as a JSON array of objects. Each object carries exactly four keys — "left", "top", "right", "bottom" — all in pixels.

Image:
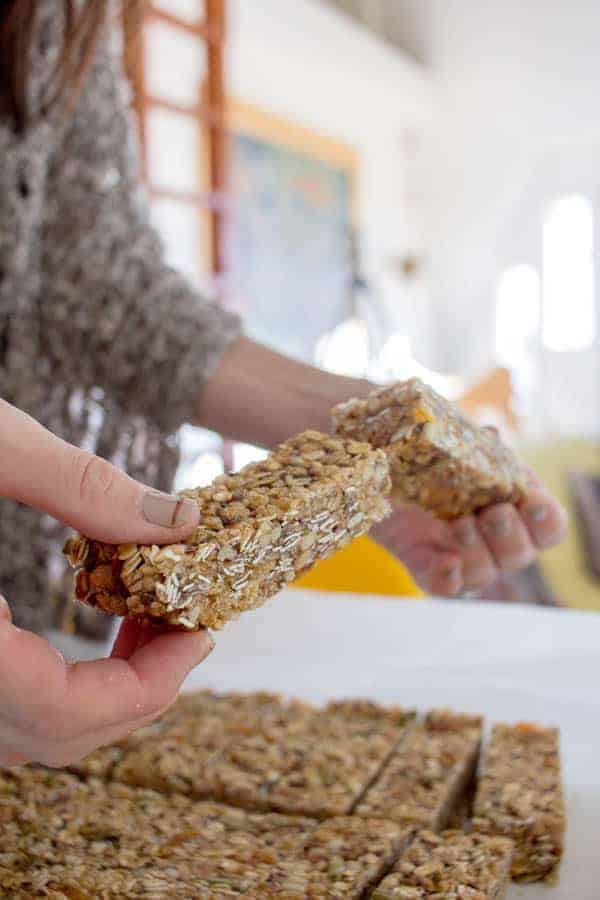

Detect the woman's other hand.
[{"left": 372, "top": 480, "right": 568, "bottom": 596}]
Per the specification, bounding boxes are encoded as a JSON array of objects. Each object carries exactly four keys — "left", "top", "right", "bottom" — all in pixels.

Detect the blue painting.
[{"left": 226, "top": 133, "right": 354, "bottom": 363}]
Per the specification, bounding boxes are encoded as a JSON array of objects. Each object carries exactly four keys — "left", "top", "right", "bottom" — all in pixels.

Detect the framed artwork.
[{"left": 224, "top": 100, "right": 359, "bottom": 363}]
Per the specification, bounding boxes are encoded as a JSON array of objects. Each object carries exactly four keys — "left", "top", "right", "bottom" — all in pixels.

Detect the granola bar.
[
  {"left": 372, "top": 830, "right": 514, "bottom": 899},
  {"left": 254, "top": 817, "right": 412, "bottom": 899},
  {"left": 0, "top": 864, "right": 261, "bottom": 899},
  {"left": 64, "top": 431, "right": 391, "bottom": 629},
  {"left": 68, "top": 690, "right": 257, "bottom": 781},
  {"left": 109, "top": 692, "right": 415, "bottom": 817},
  {"left": 109, "top": 693, "right": 316, "bottom": 799},
  {"left": 0, "top": 765, "right": 411, "bottom": 900},
  {"left": 0, "top": 768, "right": 318, "bottom": 896},
  {"left": 267, "top": 706, "right": 415, "bottom": 818},
  {"left": 2, "top": 821, "right": 410, "bottom": 900},
  {"left": 332, "top": 379, "right": 529, "bottom": 519},
  {"left": 356, "top": 710, "right": 483, "bottom": 829},
  {"left": 472, "top": 722, "right": 565, "bottom": 883}
]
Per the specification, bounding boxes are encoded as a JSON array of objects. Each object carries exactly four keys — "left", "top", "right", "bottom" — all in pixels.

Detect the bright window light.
[
  {"left": 542, "top": 194, "right": 596, "bottom": 352},
  {"left": 315, "top": 317, "right": 370, "bottom": 377},
  {"left": 174, "top": 451, "right": 224, "bottom": 491},
  {"left": 372, "top": 334, "right": 464, "bottom": 400},
  {"left": 495, "top": 264, "right": 541, "bottom": 364},
  {"left": 233, "top": 443, "right": 268, "bottom": 472}
]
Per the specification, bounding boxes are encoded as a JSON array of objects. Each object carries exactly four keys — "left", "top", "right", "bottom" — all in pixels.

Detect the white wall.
[
  {"left": 406, "top": 0, "right": 600, "bottom": 436},
  {"left": 227, "top": 0, "right": 433, "bottom": 352}
]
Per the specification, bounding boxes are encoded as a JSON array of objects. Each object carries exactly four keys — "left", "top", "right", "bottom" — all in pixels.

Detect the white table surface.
[{"left": 50, "top": 591, "right": 600, "bottom": 899}]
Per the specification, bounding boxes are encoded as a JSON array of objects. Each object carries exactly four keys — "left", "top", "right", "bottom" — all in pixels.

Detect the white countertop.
[{"left": 50, "top": 591, "right": 600, "bottom": 899}]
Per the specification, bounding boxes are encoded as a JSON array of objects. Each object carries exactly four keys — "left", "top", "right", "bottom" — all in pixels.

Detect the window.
[
  {"left": 495, "top": 264, "right": 541, "bottom": 365},
  {"left": 372, "top": 334, "right": 464, "bottom": 399},
  {"left": 232, "top": 443, "right": 268, "bottom": 472},
  {"left": 542, "top": 194, "right": 596, "bottom": 352},
  {"left": 314, "top": 317, "right": 370, "bottom": 377},
  {"left": 127, "top": 0, "right": 227, "bottom": 282},
  {"left": 173, "top": 424, "right": 224, "bottom": 490}
]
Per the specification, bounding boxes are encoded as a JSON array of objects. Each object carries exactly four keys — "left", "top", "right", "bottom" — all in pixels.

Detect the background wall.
[
  {"left": 393, "top": 0, "right": 600, "bottom": 436},
  {"left": 152, "top": 0, "right": 600, "bottom": 440}
]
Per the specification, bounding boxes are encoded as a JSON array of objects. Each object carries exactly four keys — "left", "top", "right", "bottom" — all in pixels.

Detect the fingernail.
[
  {"left": 142, "top": 492, "right": 199, "bottom": 529},
  {"left": 463, "top": 569, "right": 491, "bottom": 590},
  {"left": 484, "top": 514, "right": 511, "bottom": 537},
  {"left": 440, "top": 566, "right": 461, "bottom": 596},
  {"left": 455, "top": 522, "right": 478, "bottom": 547},
  {"left": 439, "top": 565, "right": 461, "bottom": 588},
  {"left": 198, "top": 631, "right": 216, "bottom": 663},
  {"left": 0, "top": 595, "right": 11, "bottom": 622},
  {"left": 527, "top": 505, "right": 548, "bottom": 524}
]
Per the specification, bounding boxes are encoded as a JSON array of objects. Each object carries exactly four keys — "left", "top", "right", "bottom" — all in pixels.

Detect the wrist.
[
  {"left": 289, "top": 371, "right": 372, "bottom": 437},
  {"left": 197, "top": 337, "right": 373, "bottom": 448}
]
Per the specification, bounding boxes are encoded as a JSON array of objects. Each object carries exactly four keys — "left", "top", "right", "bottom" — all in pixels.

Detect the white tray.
[{"left": 181, "top": 591, "right": 600, "bottom": 900}]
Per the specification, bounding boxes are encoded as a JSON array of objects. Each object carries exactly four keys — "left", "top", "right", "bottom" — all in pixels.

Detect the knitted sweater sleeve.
[{"left": 40, "top": 29, "right": 242, "bottom": 435}]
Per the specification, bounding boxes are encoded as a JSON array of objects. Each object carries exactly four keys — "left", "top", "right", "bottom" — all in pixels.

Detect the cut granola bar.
[
  {"left": 254, "top": 817, "right": 412, "bottom": 899},
  {"left": 0, "top": 697, "right": 568, "bottom": 897},
  {"left": 355, "top": 710, "right": 483, "bottom": 830},
  {"left": 0, "top": 768, "right": 318, "bottom": 897},
  {"left": 64, "top": 431, "right": 391, "bottom": 629},
  {"left": 267, "top": 707, "right": 415, "bottom": 818},
  {"left": 107, "top": 692, "right": 415, "bottom": 817},
  {"left": 372, "top": 829, "right": 514, "bottom": 899},
  {"left": 108, "top": 692, "right": 315, "bottom": 799},
  {"left": 0, "top": 765, "right": 411, "bottom": 900},
  {"left": 332, "top": 379, "right": 529, "bottom": 519},
  {"left": 472, "top": 722, "right": 565, "bottom": 883}
]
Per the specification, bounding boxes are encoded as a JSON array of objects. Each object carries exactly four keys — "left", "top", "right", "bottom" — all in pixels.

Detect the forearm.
[{"left": 195, "top": 337, "right": 372, "bottom": 448}]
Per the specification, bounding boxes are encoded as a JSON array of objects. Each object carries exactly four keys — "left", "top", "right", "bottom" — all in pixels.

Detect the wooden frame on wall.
[{"left": 125, "top": 0, "right": 227, "bottom": 288}]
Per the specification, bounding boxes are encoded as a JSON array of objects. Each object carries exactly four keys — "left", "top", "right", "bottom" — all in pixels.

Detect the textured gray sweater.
[{"left": 0, "top": 4, "right": 241, "bottom": 636}]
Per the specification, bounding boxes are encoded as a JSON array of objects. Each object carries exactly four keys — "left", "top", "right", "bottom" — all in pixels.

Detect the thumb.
[{"left": 0, "top": 399, "right": 199, "bottom": 544}]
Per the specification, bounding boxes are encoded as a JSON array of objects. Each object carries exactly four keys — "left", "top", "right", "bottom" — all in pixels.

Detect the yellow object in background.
[
  {"left": 293, "top": 535, "right": 424, "bottom": 598},
  {"left": 522, "top": 438, "right": 600, "bottom": 611}
]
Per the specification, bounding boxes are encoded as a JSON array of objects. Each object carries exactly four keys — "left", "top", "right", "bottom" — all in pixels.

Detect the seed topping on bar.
[
  {"left": 332, "top": 379, "right": 530, "bottom": 519},
  {"left": 472, "top": 722, "right": 565, "bottom": 883},
  {"left": 64, "top": 431, "right": 391, "bottom": 630}
]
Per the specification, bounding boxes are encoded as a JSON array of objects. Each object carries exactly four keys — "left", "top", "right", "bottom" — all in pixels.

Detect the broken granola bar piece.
[
  {"left": 332, "top": 379, "right": 529, "bottom": 519},
  {"left": 472, "top": 722, "right": 565, "bottom": 883},
  {"left": 64, "top": 431, "right": 391, "bottom": 629}
]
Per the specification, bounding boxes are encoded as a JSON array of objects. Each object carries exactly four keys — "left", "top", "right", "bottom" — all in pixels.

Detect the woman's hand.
[
  {"left": 372, "top": 478, "right": 568, "bottom": 596},
  {"left": 0, "top": 399, "right": 214, "bottom": 767}
]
